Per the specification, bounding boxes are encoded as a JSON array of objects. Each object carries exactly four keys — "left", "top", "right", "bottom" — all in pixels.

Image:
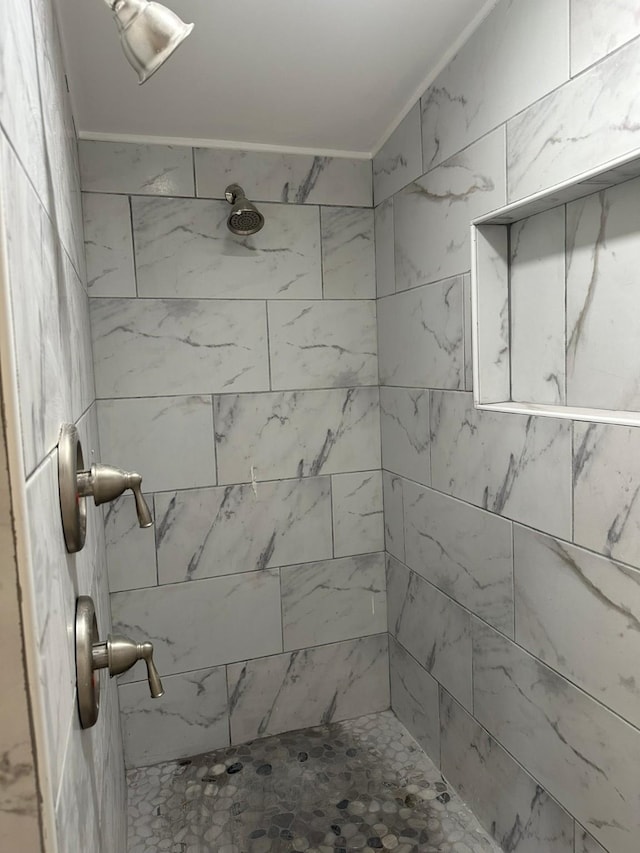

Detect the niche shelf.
[{"left": 471, "top": 147, "right": 640, "bottom": 427}]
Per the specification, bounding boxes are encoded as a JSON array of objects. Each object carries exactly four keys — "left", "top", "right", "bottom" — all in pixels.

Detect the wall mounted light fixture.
[{"left": 103, "top": 0, "right": 194, "bottom": 84}]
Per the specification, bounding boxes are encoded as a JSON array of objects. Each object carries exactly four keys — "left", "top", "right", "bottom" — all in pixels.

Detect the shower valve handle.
[
  {"left": 93, "top": 634, "right": 165, "bottom": 699},
  {"left": 77, "top": 463, "right": 153, "bottom": 528}
]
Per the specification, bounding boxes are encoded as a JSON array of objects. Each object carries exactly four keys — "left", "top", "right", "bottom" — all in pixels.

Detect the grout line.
[
  {"left": 264, "top": 301, "right": 273, "bottom": 392},
  {"left": 129, "top": 195, "right": 139, "bottom": 297}
]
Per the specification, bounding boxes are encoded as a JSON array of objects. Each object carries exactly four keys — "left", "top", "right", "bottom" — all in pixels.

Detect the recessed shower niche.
[{"left": 472, "top": 149, "right": 640, "bottom": 427}]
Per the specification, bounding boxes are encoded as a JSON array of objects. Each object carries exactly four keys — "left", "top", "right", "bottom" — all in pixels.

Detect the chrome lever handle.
[{"left": 78, "top": 463, "right": 153, "bottom": 528}]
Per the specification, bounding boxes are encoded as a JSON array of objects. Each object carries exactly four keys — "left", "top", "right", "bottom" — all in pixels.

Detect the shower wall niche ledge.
[{"left": 471, "top": 147, "right": 640, "bottom": 427}]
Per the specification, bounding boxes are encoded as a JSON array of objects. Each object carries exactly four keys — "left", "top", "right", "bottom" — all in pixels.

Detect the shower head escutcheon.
[
  {"left": 103, "top": 0, "right": 194, "bottom": 84},
  {"left": 225, "top": 184, "right": 265, "bottom": 236}
]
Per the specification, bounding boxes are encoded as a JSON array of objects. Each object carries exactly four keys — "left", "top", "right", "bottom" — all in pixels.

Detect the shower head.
[
  {"left": 225, "top": 184, "right": 265, "bottom": 236},
  {"left": 104, "top": 0, "right": 194, "bottom": 85}
]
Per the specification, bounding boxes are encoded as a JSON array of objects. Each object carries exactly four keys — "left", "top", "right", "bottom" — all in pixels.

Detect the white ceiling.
[{"left": 55, "top": 0, "right": 495, "bottom": 156}]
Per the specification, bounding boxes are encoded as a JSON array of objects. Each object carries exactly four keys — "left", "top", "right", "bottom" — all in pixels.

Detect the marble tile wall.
[
  {"left": 378, "top": 2, "right": 640, "bottom": 851},
  {"left": 82, "top": 140, "right": 388, "bottom": 769},
  {"left": 0, "top": 0, "right": 125, "bottom": 850}
]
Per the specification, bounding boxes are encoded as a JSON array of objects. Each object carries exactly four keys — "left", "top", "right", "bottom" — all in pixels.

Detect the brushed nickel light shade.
[{"left": 105, "top": 0, "right": 194, "bottom": 84}]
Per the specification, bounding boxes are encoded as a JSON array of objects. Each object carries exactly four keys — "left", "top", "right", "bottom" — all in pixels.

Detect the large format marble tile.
[
  {"left": 268, "top": 300, "right": 377, "bottom": 390},
  {"left": 55, "top": 719, "right": 101, "bottom": 853},
  {"left": 430, "top": 391, "right": 572, "bottom": 538},
  {"left": 104, "top": 495, "right": 157, "bottom": 593},
  {"left": 375, "top": 198, "right": 395, "bottom": 298},
  {"left": 119, "top": 666, "right": 229, "bottom": 768},
  {"left": 573, "top": 421, "right": 640, "bottom": 567},
  {"left": 570, "top": 0, "right": 640, "bottom": 75},
  {"left": 566, "top": 177, "right": 640, "bottom": 411},
  {"left": 79, "top": 141, "right": 194, "bottom": 196},
  {"left": 404, "top": 483, "right": 514, "bottom": 635},
  {"left": 282, "top": 553, "right": 386, "bottom": 650},
  {"left": 378, "top": 280, "right": 464, "bottom": 389},
  {"left": 514, "top": 524, "right": 640, "bottom": 726},
  {"left": 395, "top": 129, "right": 506, "bottom": 291},
  {"left": 214, "top": 388, "right": 380, "bottom": 484},
  {"left": 507, "top": 37, "right": 640, "bottom": 200},
  {"left": 83, "top": 193, "right": 136, "bottom": 297},
  {"left": 373, "top": 104, "right": 423, "bottom": 205},
  {"left": 112, "top": 570, "right": 282, "bottom": 679},
  {"left": 194, "top": 148, "right": 372, "bottom": 207},
  {"left": 155, "top": 477, "right": 332, "bottom": 584},
  {"left": 440, "top": 692, "right": 574, "bottom": 853},
  {"left": 227, "top": 634, "right": 389, "bottom": 743},
  {"left": 98, "top": 396, "right": 216, "bottom": 493},
  {"left": 510, "top": 206, "right": 566, "bottom": 405},
  {"left": 380, "top": 387, "right": 430, "bottom": 485},
  {"left": 387, "top": 555, "right": 472, "bottom": 710},
  {"left": 321, "top": 207, "right": 375, "bottom": 299},
  {"left": 389, "top": 637, "right": 440, "bottom": 762},
  {"left": 473, "top": 621, "right": 640, "bottom": 853},
  {"left": 575, "top": 829, "right": 608, "bottom": 853},
  {"left": 91, "top": 297, "right": 269, "bottom": 398},
  {"left": 462, "top": 273, "right": 473, "bottom": 391},
  {"left": 132, "top": 196, "right": 322, "bottom": 300},
  {"left": 382, "top": 472, "right": 405, "bottom": 562},
  {"left": 421, "top": 0, "right": 568, "bottom": 172},
  {"left": 331, "top": 471, "right": 384, "bottom": 558}
]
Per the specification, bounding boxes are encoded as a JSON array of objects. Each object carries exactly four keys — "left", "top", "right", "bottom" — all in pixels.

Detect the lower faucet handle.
[{"left": 140, "top": 642, "right": 165, "bottom": 698}]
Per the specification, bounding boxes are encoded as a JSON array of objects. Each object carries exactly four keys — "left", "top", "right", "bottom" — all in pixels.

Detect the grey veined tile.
[
  {"left": 375, "top": 198, "right": 395, "bottom": 298},
  {"left": 331, "top": 470, "right": 384, "bottom": 558},
  {"left": 430, "top": 391, "right": 572, "bottom": 539},
  {"left": 155, "top": 477, "right": 332, "bottom": 584},
  {"left": 78, "top": 140, "right": 194, "bottom": 195},
  {"left": 82, "top": 193, "right": 136, "bottom": 297},
  {"left": 268, "top": 300, "right": 377, "bottom": 390},
  {"left": 373, "top": 103, "right": 423, "bottom": 205},
  {"left": 131, "top": 196, "right": 322, "bottom": 299},
  {"left": 214, "top": 388, "right": 380, "bottom": 484},
  {"left": 389, "top": 636, "right": 440, "bottom": 762},
  {"left": 382, "top": 472, "right": 404, "bottom": 563},
  {"left": 91, "top": 297, "right": 269, "bottom": 398},
  {"left": 227, "top": 634, "right": 389, "bottom": 744},
  {"left": 321, "top": 206, "right": 375, "bottom": 299},
  {"left": 380, "top": 386, "right": 430, "bottom": 485},
  {"left": 281, "top": 552, "right": 386, "bottom": 650},
  {"left": 575, "top": 828, "right": 608, "bottom": 853},
  {"left": 387, "top": 555, "right": 472, "bottom": 710},
  {"left": 104, "top": 495, "right": 157, "bottom": 593},
  {"left": 473, "top": 621, "right": 640, "bottom": 853},
  {"left": 514, "top": 524, "right": 640, "bottom": 727},
  {"left": 404, "top": 482, "right": 514, "bottom": 636},
  {"left": 440, "top": 692, "right": 574, "bottom": 853},
  {"left": 570, "top": 0, "right": 640, "bottom": 74}
]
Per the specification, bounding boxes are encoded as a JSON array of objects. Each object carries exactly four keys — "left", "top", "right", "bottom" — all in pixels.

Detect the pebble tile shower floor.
[{"left": 126, "top": 711, "right": 502, "bottom": 853}]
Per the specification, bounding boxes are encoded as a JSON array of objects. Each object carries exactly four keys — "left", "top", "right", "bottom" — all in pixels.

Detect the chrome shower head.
[{"left": 225, "top": 184, "right": 265, "bottom": 236}]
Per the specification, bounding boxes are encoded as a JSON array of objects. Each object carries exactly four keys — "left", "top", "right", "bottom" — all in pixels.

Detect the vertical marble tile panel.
[
  {"left": 112, "top": 570, "right": 282, "bottom": 678},
  {"left": 119, "top": 666, "right": 229, "bottom": 768},
  {"left": 473, "top": 621, "right": 640, "bottom": 853},
  {"left": 373, "top": 104, "right": 423, "bottom": 205},
  {"left": 97, "top": 396, "right": 216, "bottom": 493},
  {"left": 570, "top": 0, "right": 640, "bottom": 75},
  {"left": 155, "top": 477, "right": 332, "bottom": 583},
  {"left": 475, "top": 224, "right": 510, "bottom": 402},
  {"left": 321, "top": 206, "right": 375, "bottom": 298},
  {"left": 566, "top": 178, "right": 640, "bottom": 411},
  {"left": 55, "top": 722, "right": 101, "bottom": 853},
  {"left": 440, "top": 692, "right": 574, "bottom": 853},
  {"left": 507, "top": 37, "right": 640, "bottom": 200},
  {"left": 463, "top": 273, "right": 473, "bottom": 391},
  {"left": 382, "top": 472, "right": 404, "bottom": 562},
  {"left": 331, "top": 470, "right": 384, "bottom": 558},
  {"left": 421, "top": 0, "right": 568, "bottom": 171},
  {"left": 575, "top": 828, "right": 608, "bottom": 853},
  {"left": 91, "top": 297, "right": 269, "bottom": 397},
  {"left": 375, "top": 198, "right": 395, "bottom": 298},
  {"left": 104, "top": 496, "right": 157, "bottom": 593},
  {"left": 404, "top": 482, "right": 514, "bottom": 635},
  {"left": 573, "top": 421, "right": 640, "bottom": 567},
  {"left": 387, "top": 555, "right": 472, "bottom": 709},
  {"left": 83, "top": 193, "right": 136, "bottom": 296},
  {"left": 268, "top": 300, "right": 378, "bottom": 390},
  {"left": 510, "top": 206, "right": 566, "bottom": 405},
  {"left": 194, "top": 148, "right": 372, "bottom": 207},
  {"left": 281, "top": 553, "right": 386, "bottom": 650},
  {"left": 395, "top": 128, "right": 506, "bottom": 290},
  {"left": 389, "top": 637, "right": 440, "bottom": 762},
  {"left": 430, "top": 391, "right": 572, "bottom": 538},
  {"left": 227, "top": 634, "right": 389, "bottom": 744},
  {"left": 214, "top": 388, "right": 380, "bottom": 484},
  {"left": 132, "top": 196, "right": 322, "bottom": 299},
  {"left": 377, "top": 279, "right": 464, "bottom": 389},
  {"left": 380, "top": 386, "right": 430, "bottom": 485},
  {"left": 515, "top": 524, "right": 640, "bottom": 726},
  {"left": 79, "top": 140, "right": 194, "bottom": 195}
]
